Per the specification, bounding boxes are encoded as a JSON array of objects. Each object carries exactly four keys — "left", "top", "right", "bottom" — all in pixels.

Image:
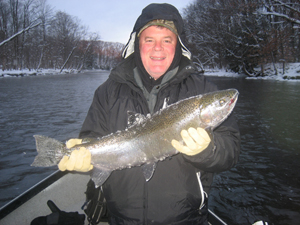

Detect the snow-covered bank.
[
  {"left": 0, "top": 68, "right": 81, "bottom": 78},
  {"left": 1, "top": 63, "right": 300, "bottom": 81},
  {"left": 204, "top": 69, "right": 244, "bottom": 78},
  {"left": 250, "top": 62, "right": 300, "bottom": 81},
  {"left": 204, "top": 63, "right": 300, "bottom": 81}
]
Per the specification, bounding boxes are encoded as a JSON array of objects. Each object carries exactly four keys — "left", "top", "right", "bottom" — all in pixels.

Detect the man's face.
[{"left": 139, "top": 26, "right": 177, "bottom": 80}]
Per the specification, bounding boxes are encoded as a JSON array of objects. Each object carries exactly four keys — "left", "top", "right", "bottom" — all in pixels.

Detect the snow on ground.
[
  {"left": 0, "top": 68, "right": 80, "bottom": 78},
  {"left": 250, "top": 62, "right": 300, "bottom": 81},
  {"left": 1, "top": 63, "right": 300, "bottom": 81},
  {"left": 204, "top": 63, "right": 300, "bottom": 81},
  {"left": 203, "top": 69, "right": 244, "bottom": 78}
]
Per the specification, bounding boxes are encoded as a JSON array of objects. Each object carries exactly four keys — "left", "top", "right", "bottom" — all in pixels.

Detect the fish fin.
[
  {"left": 162, "top": 97, "right": 169, "bottom": 109},
  {"left": 127, "top": 111, "right": 147, "bottom": 127},
  {"left": 31, "top": 135, "right": 65, "bottom": 167},
  {"left": 141, "top": 163, "right": 157, "bottom": 182},
  {"left": 91, "top": 166, "right": 112, "bottom": 188}
]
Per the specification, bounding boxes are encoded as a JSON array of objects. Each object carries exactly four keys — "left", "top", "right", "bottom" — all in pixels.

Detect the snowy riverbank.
[
  {"left": 0, "top": 68, "right": 81, "bottom": 77},
  {"left": 1, "top": 63, "right": 300, "bottom": 81},
  {"left": 204, "top": 63, "right": 300, "bottom": 81}
]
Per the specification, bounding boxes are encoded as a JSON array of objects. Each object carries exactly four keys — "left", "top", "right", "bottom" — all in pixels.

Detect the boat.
[{"left": 0, "top": 170, "right": 230, "bottom": 225}]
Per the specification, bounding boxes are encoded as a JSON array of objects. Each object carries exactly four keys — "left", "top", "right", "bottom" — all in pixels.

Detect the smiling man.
[
  {"left": 58, "top": 3, "right": 241, "bottom": 224},
  {"left": 139, "top": 22, "right": 177, "bottom": 79}
]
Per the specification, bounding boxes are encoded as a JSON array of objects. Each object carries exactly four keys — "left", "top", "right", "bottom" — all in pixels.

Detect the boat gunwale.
[{"left": 0, "top": 170, "right": 66, "bottom": 220}]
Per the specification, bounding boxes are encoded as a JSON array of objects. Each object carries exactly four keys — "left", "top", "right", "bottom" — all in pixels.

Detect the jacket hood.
[
  {"left": 122, "top": 3, "right": 191, "bottom": 60},
  {"left": 133, "top": 3, "right": 184, "bottom": 35}
]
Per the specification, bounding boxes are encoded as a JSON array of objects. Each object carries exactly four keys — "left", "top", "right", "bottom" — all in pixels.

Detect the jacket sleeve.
[{"left": 79, "top": 82, "right": 110, "bottom": 139}]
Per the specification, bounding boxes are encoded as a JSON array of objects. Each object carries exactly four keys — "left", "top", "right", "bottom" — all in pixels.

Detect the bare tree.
[
  {"left": 0, "top": 0, "right": 124, "bottom": 72},
  {"left": 0, "top": 0, "right": 10, "bottom": 70},
  {"left": 0, "top": 20, "right": 40, "bottom": 47},
  {"left": 259, "top": 0, "right": 300, "bottom": 62},
  {"left": 183, "top": 0, "right": 299, "bottom": 76},
  {"left": 48, "top": 11, "right": 86, "bottom": 70},
  {"left": 76, "top": 32, "right": 100, "bottom": 71},
  {"left": 34, "top": 0, "right": 53, "bottom": 70}
]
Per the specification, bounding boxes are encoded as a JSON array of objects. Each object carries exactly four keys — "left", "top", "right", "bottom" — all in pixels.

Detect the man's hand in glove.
[
  {"left": 171, "top": 127, "right": 211, "bottom": 156},
  {"left": 58, "top": 139, "right": 93, "bottom": 172}
]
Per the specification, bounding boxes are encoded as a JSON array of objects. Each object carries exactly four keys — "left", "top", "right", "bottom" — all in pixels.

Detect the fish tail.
[{"left": 31, "top": 135, "right": 66, "bottom": 167}]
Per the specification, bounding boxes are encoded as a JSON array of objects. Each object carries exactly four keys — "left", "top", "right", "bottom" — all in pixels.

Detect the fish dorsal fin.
[
  {"left": 91, "top": 166, "right": 112, "bottom": 188},
  {"left": 141, "top": 163, "right": 157, "bottom": 182},
  {"left": 127, "top": 111, "right": 147, "bottom": 127}
]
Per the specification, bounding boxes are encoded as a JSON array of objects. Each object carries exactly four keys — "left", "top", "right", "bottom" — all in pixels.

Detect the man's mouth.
[{"left": 150, "top": 56, "right": 165, "bottom": 60}]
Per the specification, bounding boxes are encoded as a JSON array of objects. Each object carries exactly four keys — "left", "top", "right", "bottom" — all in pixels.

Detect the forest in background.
[
  {"left": 184, "top": 0, "right": 300, "bottom": 76},
  {"left": 0, "top": 0, "right": 124, "bottom": 72},
  {"left": 1, "top": 0, "right": 300, "bottom": 77}
]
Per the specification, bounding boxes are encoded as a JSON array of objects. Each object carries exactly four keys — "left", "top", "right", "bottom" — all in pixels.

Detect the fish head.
[{"left": 199, "top": 89, "right": 239, "bottom": 129}]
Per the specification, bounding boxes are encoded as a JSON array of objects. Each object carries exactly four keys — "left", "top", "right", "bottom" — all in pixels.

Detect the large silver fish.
[{"left": 32, "top": 89, "right": 239, "bottom": 187}]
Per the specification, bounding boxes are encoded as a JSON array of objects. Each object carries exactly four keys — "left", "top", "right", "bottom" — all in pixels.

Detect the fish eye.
[{"left": 219, "top": 99, "right": 225, "bottom": 105}]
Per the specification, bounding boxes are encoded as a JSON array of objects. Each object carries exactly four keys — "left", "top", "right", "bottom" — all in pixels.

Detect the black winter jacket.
[{"left": 79, "top": 55, "right": 241, "bottom": 225}]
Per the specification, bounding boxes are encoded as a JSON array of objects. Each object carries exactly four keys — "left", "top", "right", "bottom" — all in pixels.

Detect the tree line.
[
  {"left": 183, "top": 0, "right": 300, "bottom": 76},
  {"left": 0, "top": 0, "right": 124, "bottom": 72},
  {"left": 1, "top": 0, "right": 299, "bottom": 76}
]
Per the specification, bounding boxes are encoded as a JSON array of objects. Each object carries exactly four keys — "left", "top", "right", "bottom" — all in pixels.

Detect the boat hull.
[
  {"left": 0, "top": 171, "right": 90, "bottom": 225},
  {"left": 0, "top": 171, "right": 227, "bottom": 225}
]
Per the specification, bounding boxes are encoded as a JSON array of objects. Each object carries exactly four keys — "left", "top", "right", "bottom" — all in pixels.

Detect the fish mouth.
[
  {"left": 229, "top": 91, "right": 239, "bottom": 107},
  {"left": 229, "top": 96, "right": 237, "bottom": 106}
]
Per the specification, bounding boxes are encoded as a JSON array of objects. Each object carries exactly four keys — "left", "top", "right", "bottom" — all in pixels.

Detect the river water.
[{"left": 0, "top": 71, "right": 299, "bottom": 225}]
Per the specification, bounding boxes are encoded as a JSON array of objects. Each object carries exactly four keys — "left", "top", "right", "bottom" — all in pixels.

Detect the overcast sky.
[{"left": 48, "top": 0, "right": 194, "bottom": 44}]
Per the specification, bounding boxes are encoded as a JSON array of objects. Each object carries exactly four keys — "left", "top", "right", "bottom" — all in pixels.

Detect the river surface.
[{"left": 0, "top": 71, "right": 299, "bottom": 225}]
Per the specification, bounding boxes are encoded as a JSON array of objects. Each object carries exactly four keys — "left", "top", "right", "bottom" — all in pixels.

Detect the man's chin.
[{"left": 148, "top": 67, "right": 168, "bottom": 78}]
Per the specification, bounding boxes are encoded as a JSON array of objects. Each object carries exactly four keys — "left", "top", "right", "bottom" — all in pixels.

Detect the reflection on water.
[{"left": 0, "top": 73, "right": 299, "bottom": 224}]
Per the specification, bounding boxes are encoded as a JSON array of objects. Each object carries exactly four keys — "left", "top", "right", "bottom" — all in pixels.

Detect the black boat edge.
[{"left": 0, "top": 170, "right": 67, "bottom": 220}]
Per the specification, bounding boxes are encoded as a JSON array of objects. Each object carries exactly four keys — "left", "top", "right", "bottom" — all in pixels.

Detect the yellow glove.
[
  {"left": 171, "top": 127, "right": 211, "bottom": 156},
  {"left": 65, "top": 138, "right": 83, "bottom": 149},
  {"left": 58, "top": 139, "right": 93, "bottom": 172}
]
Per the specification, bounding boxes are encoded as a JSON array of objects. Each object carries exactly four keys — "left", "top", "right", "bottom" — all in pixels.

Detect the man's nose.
[{"left": 154, "top": 41, "right": 163, "bottom": 51}]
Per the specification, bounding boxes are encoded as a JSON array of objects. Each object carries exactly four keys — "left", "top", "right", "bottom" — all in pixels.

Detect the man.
[{"left": 59, "top": 3, "right": 240, "bottom": 225}]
